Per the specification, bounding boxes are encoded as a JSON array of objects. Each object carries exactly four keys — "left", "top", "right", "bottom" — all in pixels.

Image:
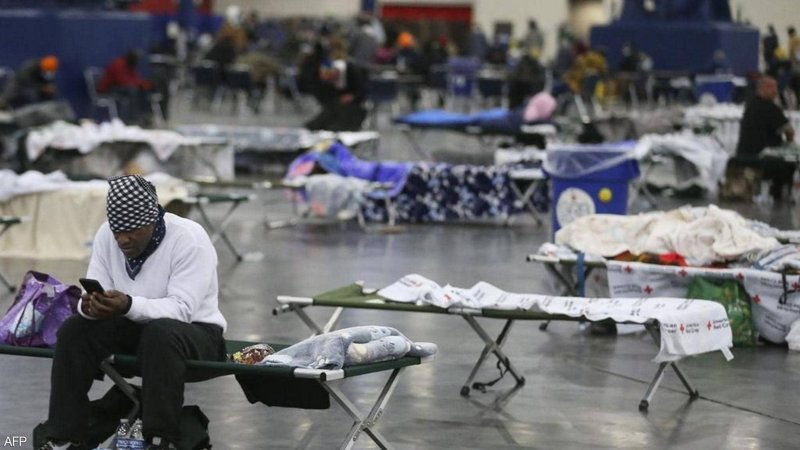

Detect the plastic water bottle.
[
  {"left": 114, "top": 418, "right": 146, "bottom": 449},
  {"left": 110, "top": 419, "right": 131, "bottom": 449},
  {"left": 128, "top": 419, "right": 144, "bottom": 440}
]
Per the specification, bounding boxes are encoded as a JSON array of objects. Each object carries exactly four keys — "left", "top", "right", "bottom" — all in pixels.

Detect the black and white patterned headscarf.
[
  {"left": 107, "top": 175, "right": 168, "bottom": 279},
  {"left": 107, "top": 175, "right": 160, "bottom": 232}
]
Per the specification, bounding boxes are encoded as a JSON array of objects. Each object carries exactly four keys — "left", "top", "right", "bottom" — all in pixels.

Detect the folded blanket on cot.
[
  {"left": 376, "top": 274, "right": 733, "bottom": 362},
  {"left": 258, "top": 326, "right": 437, "bottom": 369}
]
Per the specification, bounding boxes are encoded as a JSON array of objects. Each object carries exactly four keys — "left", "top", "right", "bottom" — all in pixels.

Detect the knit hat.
[
  {"left": 397, "top": 32, "right": 414, "bottom": 49},
  {"left": 39, "top": 55, "right": 59, "bottom": 73},
  {"left": 106, "top": 175, "right": 159, "bottom": 232}
]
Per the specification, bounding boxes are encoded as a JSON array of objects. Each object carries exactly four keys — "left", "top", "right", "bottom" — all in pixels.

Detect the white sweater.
[{"left": 79, "top": 212, "right": 227, "bottom": 332}]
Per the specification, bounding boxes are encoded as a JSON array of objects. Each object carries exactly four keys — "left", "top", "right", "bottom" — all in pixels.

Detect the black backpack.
[{"left": 33, "top": 385, "right": 211, "bottom": 450}]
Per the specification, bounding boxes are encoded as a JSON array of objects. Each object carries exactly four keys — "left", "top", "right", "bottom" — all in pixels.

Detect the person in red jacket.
[{"left": 98, "top": 51, "right": 154, "bottom": 125}]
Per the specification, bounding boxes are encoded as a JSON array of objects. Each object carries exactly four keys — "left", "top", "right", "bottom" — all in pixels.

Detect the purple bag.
[{"left": 0, "top": 271, "right": 80, "bottom": 347}]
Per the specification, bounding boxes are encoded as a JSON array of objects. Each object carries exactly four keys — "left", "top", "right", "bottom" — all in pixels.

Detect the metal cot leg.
[
  {"left": 507, "top": 175, "right": 544, "bottom": 226},
  {"left": 460, "top": 317, "right": 525, "bottom": 396},
  {"left": 639, "top": 321, "right": 699, "bottom": 411},
  {"left": 206, "top": 198, "right": 248, "bottom": 261},
  {"left": 322, "top": 367, "right": 404, "bottom": 450},
  {"left": 99, "top": 359, "right": 141, "bottom": 422}
]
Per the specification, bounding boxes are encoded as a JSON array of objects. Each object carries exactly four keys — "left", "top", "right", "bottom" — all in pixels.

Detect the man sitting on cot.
[{"left": 38, "top": 175, "right": 227, "bottom": 450}]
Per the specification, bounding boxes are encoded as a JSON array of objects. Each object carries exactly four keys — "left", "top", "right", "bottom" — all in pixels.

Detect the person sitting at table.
[
  {"left": 735, "top": 75, "right": 796, "bottom": 201},
  {"left": 97, "top": 50, "right": 154, "bottom": 125}
]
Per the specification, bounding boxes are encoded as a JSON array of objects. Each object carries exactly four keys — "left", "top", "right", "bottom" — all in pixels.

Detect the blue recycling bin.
[{"left": 544, "top": 145, "right": 640, "bottom": 237}]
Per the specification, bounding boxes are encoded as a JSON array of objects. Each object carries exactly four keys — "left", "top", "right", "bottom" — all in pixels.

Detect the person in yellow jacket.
[{"left": 564, "top": 43, "right": 608, "bottom": 97}]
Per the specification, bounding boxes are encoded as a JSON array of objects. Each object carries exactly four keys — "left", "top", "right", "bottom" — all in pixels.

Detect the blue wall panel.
[
  {"left": 0, "top": 9, "right": 152, "bottom": 118},
  {"left": 591, "top": 21, "right": 758, "bottom": 75}
]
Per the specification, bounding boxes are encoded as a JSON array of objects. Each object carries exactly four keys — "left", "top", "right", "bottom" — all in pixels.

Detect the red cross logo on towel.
[
  {"left": 678, "top": 269, "right": 688, "bottom": 277},
  {"left": 644, "top": 285, "right": 653, "bottom": 295},
  {"left": 680, "top": 324, "right": 685, "bottom": 333},
  {"left": 752, "top": 294, "right": 761, "bottom": 304},
  {"left": 624, "top": 265, "right": 633, "bottom": 273},
  {"left": 707, "top": 321, "right": 712, "bottom": 331},
  {"left": 793, "top": 282, "right": 800, "bottom": 291}
]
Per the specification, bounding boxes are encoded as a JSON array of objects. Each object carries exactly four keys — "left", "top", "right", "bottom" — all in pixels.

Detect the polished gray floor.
[{"left": 1, "top": 96, "right": 800, "bottom": 449}]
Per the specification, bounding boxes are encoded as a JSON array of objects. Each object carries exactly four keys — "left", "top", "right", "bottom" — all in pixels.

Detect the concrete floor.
[{"left": 1, "top": 95, "right": 800, "bottom": 449}]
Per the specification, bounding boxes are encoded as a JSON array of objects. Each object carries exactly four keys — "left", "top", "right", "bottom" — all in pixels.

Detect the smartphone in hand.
[{"left": 79, "top": 278, "right": 105, "bottom": 294}]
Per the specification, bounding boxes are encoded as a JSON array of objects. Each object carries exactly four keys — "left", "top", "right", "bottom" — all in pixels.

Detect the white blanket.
[
  {"left": 0, "top": 171, "right": 191, "bottom": 259},
  {"left": 26, "top": 119, "right": 214, "bottom": 163},
  {"left": 378, "top": 274, "right": 733, "bottom": 362},
  {"left": 633, "top": 132, "right": 729, "bottom": 193},
  {"left": 0, "top": 169, "right": 105, "bottom": 202},
  {"left": 555, "top": 206, "right": 781, "bottom": 266},
  {"left": 606, "top": 261, "right": 800, "bottom": 344},
  {"left": 683, "top": 103, "right": 800, "bottom": 153}
]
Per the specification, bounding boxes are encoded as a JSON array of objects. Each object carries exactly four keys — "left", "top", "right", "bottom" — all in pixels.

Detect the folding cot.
[
  {"left": 526, "top": 253, "right": 609, "bottom": 331},
  {"left": 181, "top": 192, "right": 256, "bottom": 261},
  {"left": 175, "top": 124, "right": 380, "bottom": 174},
  {"left": 393, "top": 109, "right": 556, "bottom": 160},
  {"left": 188, "top": 175, "right": 401, "bottom": 235},
  {"left": 274, "top": 282, "right": 733, "bottom": 411},
  {"left": 0, "top": 339, "right": 432, "bottom": 449},
  {"left": 526, "top": 229, "right": 800, "bottom": 299},
  {"left": 527, "top": 253, "right": 607, "bottom": 297},
  {"left": 0, "top": 215, "right": 24, "bottom": 291},
  {"left": 23, "top": 124, "right": 234, "bottom": 181},
  {"left": 528, "top": 250, "right": 800, "bottom": 343}
]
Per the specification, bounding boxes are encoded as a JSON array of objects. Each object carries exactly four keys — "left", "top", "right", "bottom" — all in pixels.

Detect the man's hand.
[
  {"left": 80, "top": 292, "right": 95, "bottom": 317},
  {"left": 83, "top": 290, "right": 131, "bottom": 319}
]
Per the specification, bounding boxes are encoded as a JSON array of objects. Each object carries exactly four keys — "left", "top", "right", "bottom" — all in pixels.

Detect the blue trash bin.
[{"left": 544, "top": 145, "right": 640, "bottom": 237}]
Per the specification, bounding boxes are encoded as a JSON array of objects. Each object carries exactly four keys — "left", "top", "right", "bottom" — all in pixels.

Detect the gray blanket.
[{"left": 258, "top": 326, "right": 438, "bottom": 369}]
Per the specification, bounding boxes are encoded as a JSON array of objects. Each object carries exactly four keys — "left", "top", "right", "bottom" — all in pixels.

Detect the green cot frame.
[
  {"left": 274, "top": 283, "right": 700, "bottom": 411},
  {"left": 0, "top": 339, "right": 431, "bottom": 450},
  {"left": 182, "top": 193, "right": 256, "bottom": 262}
]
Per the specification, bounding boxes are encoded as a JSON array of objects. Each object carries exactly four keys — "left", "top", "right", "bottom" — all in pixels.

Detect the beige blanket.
[{"left": 555, "top": 205, "right": 780, "bottom": 266}]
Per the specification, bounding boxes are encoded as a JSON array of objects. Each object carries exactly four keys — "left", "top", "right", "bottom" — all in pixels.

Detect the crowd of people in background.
[
  {"left": 762, "top": 24, "right": 800, "bottom": 108},
  {"left": 1, "top": 8, "right": 799, "bottom": 131}
]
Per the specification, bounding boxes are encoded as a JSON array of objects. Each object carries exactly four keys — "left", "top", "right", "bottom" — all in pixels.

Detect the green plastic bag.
[{"left": 686, "top": 277, "right": 758, "bottom": 346}]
